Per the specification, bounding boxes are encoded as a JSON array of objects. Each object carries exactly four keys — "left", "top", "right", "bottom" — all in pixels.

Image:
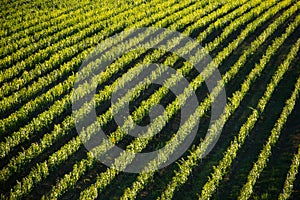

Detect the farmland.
[{"left": 0, "top": 0, "right": 300, "bottom": 199}]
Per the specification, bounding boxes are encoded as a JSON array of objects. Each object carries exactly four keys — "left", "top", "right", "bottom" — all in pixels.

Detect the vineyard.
[{"left": 0, "top": 0, "right": 300, "bottom": 199}]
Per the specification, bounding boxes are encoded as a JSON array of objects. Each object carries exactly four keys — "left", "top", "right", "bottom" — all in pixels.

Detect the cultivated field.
[{"left": 0, "top": 0, "right": 300, "bottom": 199}]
